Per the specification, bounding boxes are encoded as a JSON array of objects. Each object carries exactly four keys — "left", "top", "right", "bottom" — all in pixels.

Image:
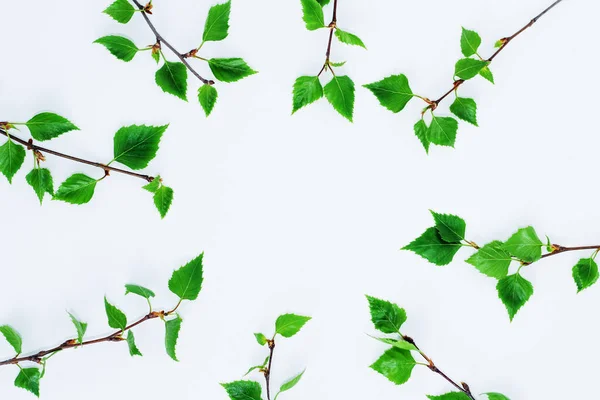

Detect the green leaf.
[
  {"left": 363, "top": 75, "right": 413, "bottom": 113},
  {"left": 254, "top": 333, "right": 268, "bottom": 346},
  {"left": 503, "top": 227, "right": 543, "bottom": 263},
  {"left": 26, "top": 168, "right": 54, "bottom": 204},
  {"left": 430, "top": 210, "right": 466, "bottom": 242},
  {"left": 497, "top": 273, "right": 534, "bottom": 321},
  {"left": 0, "top": 138, "right": 25, "bottom": 183},
  {"left": 221, "top": 381, "right": 263, "bottom": 400},
  {"left": 335, "top": 29, "right": 366, "bottom": 48},
  {"left": 14, "top": 368, "right": 41, "bottom": 397},
  {"left": 275, "top": 370, "right": 305, "bottom": 400},
  {"left": 292, "top": 76, "right": 324, "bottom": 114},
  {"left": 275, "top": 314, "right": 311, "bottom": 338},
  {"left": 0, "top": 325, "right": 22, "bottom": 354},
  {"left": 460, "top": 27, "right": 481, "bottom": 57},
  {"left": 53, "top": 173, "right": 97, "bottom": 205},
  {"left": 428, "top": 116, "right": 458, "bottom": 147},
  {"left": 169, "top": 253, "right": 204, "bottom": 301},
  {"left": 25, "top": 112, "right": 79, "bottom": 141},
  {"left": 329, "top": 61, "right": 346, "bottom": 67},
  {"left": 104, "top": 297, "right": 127, "bottom": 330},
  {"left": 414, "top": 119, "right": 430, "bottom": 153},
  {"left": 465, "top": 241, "right": 512, "bottom": 279},
  {"left": 199, "top": 84, "right": 218, "bottom": 117},
  {"left": 151, "top": 50, "right": 160, "bottom": 64},
  {"left": 369, "top": 336, "right": 418, "bottom": 352},
  {"left": 127, "top": 330, "right": 143, "bottom": 356},
  {"left": 113, "top": 124, "right": 167, "bottom": 170},
  {"left": 449, "top": 97, "right": 478, "bottom": 126},
  {"left": 208, "top": 58, "right": 257, "bottom": 83},
  {"left": 370, "top": 347, "right": 415, "bottom": 385},
  {"left": 479, "top": 66, "right": 494, "bottom": 84},
  {"left": 156, "top": 61, "right": 188, "bottom": 101},
  {"left": 165, "top": 314, "right": 182, "bottom": 361},
  {"left": 484, "top": 394, "right": 511, "bottom": 400},
  {"left": 244, "top": 356, "right": 269, "bottom": 376},
  {"left": 494, "top": 40, "right": 504, "bottom": 48},
  {"left": 324, "top": 75, "right": 355, "bottom": 122},
  {"left": 454, "top": 58, "right": 489, "bottom": 80},
  {"left": 103, "top": 0, "right": 135, "bottom": 24},
  {"left": 316, "top": 0, "right": 330, "bottom": 5},
  {"left": 403, "top": 227, "right": 461, "bottom": 266},
  {"left": 202, "top": 0, "right": 231, "bottom": 42},
  {"left": 68, "top": 313, "right": 88, "bottom": 344},
  {"left": 365, "top": 295, "right": 406, "bottom": 334},
  {"left": 142, "top": 176, "right": 161, "bottom": 193},
  {"left": 427, "top": 392, "right": 471, "bottom": 400},
  {"left": 300, "top": 0, "right": 325, "bottom": 31},
  {"left": 125, "top": 284, "right": 156, "bottom": 299},
  {"left": 153, "top": 185, "right": 174, "bottom": 219},
  {"left": 94, "top": 35, "right": 138, "bottom": 62},
  {"left": 572, "top": 258, "right": 599, "bottom": 293}
]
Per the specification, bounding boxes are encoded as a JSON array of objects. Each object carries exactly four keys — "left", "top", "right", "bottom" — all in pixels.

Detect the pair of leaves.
[
  {"left": 143, "top": 175, "right": 174, "bottom": 219},
  {"left": 227, "top": 371, "right": 306, "bottom": 400},
  {"left": 459, "top": 28, "right": 495, "bottom": 84},
  {"left": 254, "top": 314, "right": 311, "bottom": 345},
  {"left": 292, "top": 75, "right": 355, "bottom": 121}
]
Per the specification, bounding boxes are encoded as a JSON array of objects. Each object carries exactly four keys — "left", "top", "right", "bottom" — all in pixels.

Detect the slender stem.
[
  {"left": 264, "top": 339, "right": 276, "bottom": 400},
  {"left": 0, "top": 128, "right": 154, "bottom": 182},
  {"left": 540, "top": 244, "right": 600, "bottom": 260},
  {"left": 317, "top": 0, "right": 339, "bottom": 77},
  {"left": 131, "top": 0, "right": 214, "bottom": 85}
]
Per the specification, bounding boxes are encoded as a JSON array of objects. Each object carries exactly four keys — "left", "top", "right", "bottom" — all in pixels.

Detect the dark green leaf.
[
  {"left": 153, "top": 185, "right": 174, "bottom": 219},
  {"left": 26, "top": 168, "right": 54, "bottom": 204},
  {"left": 324, "top": 75, "right": 355, "bottom": 122},
  {"left": 364, "top": 74, "right": 413, "bottom": 113},
  {"left": 113, "top": 124, "right": 167, "bottom": 170},
  {"left": 275, "top": 370, "right": 305, "bottom": 400},
  {"left": 53, "top": 174, "right": 97, "bottom": 205},
  {"left": 103, "top": 0, "right": 135, "bottom": 24},
  {"left": 25, "top": 112, "right": 79, "bottom": 141},
  {"left": 414, "top": 119, "right": 430, "bottom": 153},
  {"left": 428, "top": 116, "right": 458, "bottom": 147},
  {"left": 454, "top": 58, "right": 489, "bottom": 80},
  {"left": 199, "top": 84, "right": 218, "bottom": 117},
  {"left": 427, "top": 392, "right": 471, "bottom": 400},
  {"left": 370, "top": 347, "right": 415, "bottom": 385},
  {"left": 335, "top": 29, "right": 366, "bottom": 48},
  {"left": 94, "top": 35, "right": 138, "bottom": 61},
  {"left": 316, "top": 0, "right": 330, "bottom": 5},
  {"left": 572, "top": 258, "right": 599, "bottom": 293},
  {"left": 503, "top": 227, "right": 543, "bottom": 263},
  {"left": 479, "top": 66, "right": 494, "bottom": 84},
  {"left": 465, "top": 241, "right": 512, "bottom": 279},
  {"left": 142, "top": 176, "right": 161, "bottom": 193},
  {"left": 0, "top": 325, "right": 22, "bottom": 354},
  {"left": 68, "top": 313, "right": 87, "bottom": 344},
  {"left": 403, "top": 227, "right": 461, "bottom": 266},
  {"left": 169, "top": 253, "right": 204, "bottom": 301},
  {"left": 292, "top": 76, "right": 324, "bottom": 114},
  {"left": 221, "top": 381, "right": 263, "bottom": 400},
  {"left": 430, "top": 210, "right": 466, "bottom": 242},
  {"left": 300, "top": 0, "right": 325, "bottom": 30},
  {"left": 449, "top": 97, "right": 478, "bottom": 126},
  {"left": 127, "top": 330, "right": 143, "bottom": 356},
  {"left": 165, "top": 314, "right": 182, "bottom": 361},
  {"left": 202, "top": 0, "right": 231, "bottom": 42},
  {"left": 497, "top": 273, "right": 534, "bottom": 321},
  {"left": 104, "top": 297, "right": 127, "bottom": 330},
  {"left": 208, "top": 58, "right": 257, "bottom": 83},
  {"left": 125, "top": 284, "right": 156, "bottom": 299},
  {"left": 156, "top": 61, "right": 188, "bottom": 101},
  {"left": 254, "top": 333, "right": 268, "bottom": 346},
  {"left": 14, "top": 368, "right": 41, "bottom": 397},
  {"left": 365, "top": 295, "right": 406, "bottom": 334},
  {"left": 0, "top": 138, "right": 25, "bottom": 183},
  {"left": 460, "top": 28, "right": 481, "bottom": 57},
  {"left": 275, "top": 314, "right": 311, "bottom": 338}
]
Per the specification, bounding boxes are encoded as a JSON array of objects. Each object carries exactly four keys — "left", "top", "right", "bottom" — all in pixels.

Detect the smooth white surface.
[{"left": 0, "top": 0, "right": 598, "bottom": 398}]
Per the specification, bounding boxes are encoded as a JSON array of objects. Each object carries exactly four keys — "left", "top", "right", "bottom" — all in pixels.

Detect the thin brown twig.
[
  {"left": 540, "top": 245, "right": 600, "bottom": 260},
  {"left": 264, "top": 339, "right": 276, "bottom": 400},
  {"left": 318, "top": 0, "right": 338, "bottom": 77}
]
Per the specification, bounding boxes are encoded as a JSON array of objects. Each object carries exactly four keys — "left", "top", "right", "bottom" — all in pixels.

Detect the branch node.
[
  {"left": 183, "top": 49, "right": 198, "bottom": 58},
  {"left": 143, "top": 2, "right": 153, "bottom": 14}
]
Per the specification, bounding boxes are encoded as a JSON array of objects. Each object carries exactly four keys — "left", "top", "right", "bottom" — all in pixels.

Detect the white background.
[{"left": 0, "top": 0, "right": 598, "bottom": 399}]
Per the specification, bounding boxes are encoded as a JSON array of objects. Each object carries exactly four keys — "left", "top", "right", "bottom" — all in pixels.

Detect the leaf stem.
[
  {"left": 317, "top": 0, "right": 339, "bottom": 77},
  {"left": 264, "top": 339, "right": 276, "bottom": 400}
]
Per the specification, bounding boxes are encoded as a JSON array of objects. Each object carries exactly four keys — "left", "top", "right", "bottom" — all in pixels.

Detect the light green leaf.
[
  {"left": 103, "top": 0, "right": 135, "bottom": 24},
  {"left": 275, "top": 370, "right": 305, "bottom": 400},
  {"left": 168, "top": 253, "right": 204, "bottom": 301},
  {"left": 0, "top": 138, "right": 25, "bottom": 183},
  {"left": 454, "top": 58, "right": 489, "bottom": 80},
  {"left": 363, "top": 74, "right": 413, "bottom": 113},
  {"left": 113, "top": 124, "right": 167, "bottom": 170},
  {"left": 292, "top": 76, "right": 323, "bottom": 114},
  {"left": 503, "top": 227, "right": 543, "bottom": 263},
  {"left": 460, "top": 27, "right": 481, "bottom": 57},
  {"left": 300, "top": 0, "right": 325, "bottom": 30},
  {"left": 335, "top": 29, "right": 366, "bottom": 48},
  {"left": 202, "top": 0, "right": 231, "bottom": 42},
  {"left": 430, "top": 210, "right": 466, "bottom": 242},
  {"left": 221, "top": 380, "right": 263, "bottom": 400},
  {"left": 403, "top": 227, "right": 461, "bottom": 266},
  {"left": 329, "top": 61, "right": 346, "bottom": 67},
  {"left": 244, "top": 356, "right": 270, "bottom": 376},
  {"left": 14, "top": 368, "right": 41, "bottom": 397},
  {"left": 151, "top": 50, "right": 160, "bottom": 64},
  {"left": 497, "top": 273, "right": 534, "bottom": 321},
  {"left": 165, "top": 314, "right": 182, "bottom": 361},
  {"left": 68, "top": 313, "right": 88, "bottom": 344},
  {"left": 254, "top": 333, "right": 268, "bottom": 346},
  {"left": 0, "top": 325, "right": 22, "bottom": 354},
  {"left": 275, "top": 314, "right": 311, "bottom": 338},
  {"left": 53, "top": 174, "right": 97, "bottom": 205},
  {"left": 94, "top": 35, "right": 138, "bottom": 62},
  {"left": 465, "top": 241, "right": 512, "bottom": 279},
  {"left": 485, "top": 393, "right": 511, "bottom": 400},
  {"left": 494, "top": 40, "right": 504, "bottom": 48},
  {"left": 479, "top": 66, "right": 494, "bottom": 84},
  {"left": 142, "top": 176, "right": 161, "bottom": 193},
  {"left": 25, "top": 112, "right": 79, "bottom": 141},
  {"left": 369, "top": 336, "right": 418, "bottom": 352},
  {"left": 208, "top": 58, "right": 257, "bottom": 83},
  {"left": 104, "top": 297, "right": 127, "bottom": 330},
  {"left": 365, "top": 295, "right": 406, "bottom": 334},
  {"left": 414, "top": 119, "right": 430, "bottom": 153},
  {"left": 125, "top": 284, "right": 156, "bottom": 299},
  {"left": 370, "top": 347, "right": 415, "bottom": 385},
  {"left": 153, "top": 185, "right": 174, "bottom": 219},
  {"left": 428, "top": 116, "right": 458, "bottom": 147},
  {"left": 127, "top": 330, "right": 143, "bottom": 356},
  {"left": 427, "top": 392, "right": 471, "bottom": 400},
  {"left": 324, "top": 75, "right": 355, "bottom": 122},
  {"left": 156, "top": 61, "right": 188, "bottom": 101},
  {"left": 449, "top": 97, "right": 478, "bottom": 126},
  {"left": 572, "top": 258, "right": 599, "bottom": 293},
  {"left": 199, "top": 84, "right": 218, "bottom": 117},
  {"left": 26, "top": 168, "right": 54, "bottom": 204}
]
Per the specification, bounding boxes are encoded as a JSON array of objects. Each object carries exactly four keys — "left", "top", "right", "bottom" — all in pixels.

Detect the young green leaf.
[
  {"left": 53, "top": 174, "right": 97, "bottom": 205},
  {"left": 479, "top": 66, "right": 495, "bottom": 84},
  {"left": 300, "top": 0, "right": 325, "bottom": 30},
  {"left": 169, "top": 253, "right": 204, "bottom": 301},
  {"left": 25, "top": 112, "right": 79, "bottom": 142},
  {"left": 428, "top": 116, "right": 458, "bottom": 147},
  {"left": 365, "top": 296, "right": 406, "bottom": 334},
  {"left": 497, "top": 273, "right": 534, "bottom": 321},
  {"left": 0, "top": 325, "right": 22, "bottom": 354},
  {"left": 94, "top": 35, "right": 138, "bottom": 62},
  {"left": 363, "top": 74, "right": 413, "bottom": 113},
  {"left": 68, "top": 313, "right": 88, "bottom": 344},
  {"left": 335, "top": 29, "right": 366, "bottom": 48},
  {"left": 208, "top": 58, "right": 257, "bottom": 83},
  {"left": 403, "top": 227, "right": 461, "bottom": 266},
  {"left": 202, "top": 0, "right": 231, "bottom": 42},
  {"left": 484, "top": 394, "right": 511, "bottom": 400},
  {"left": 454, "top": 58, "right": 489, "bottom": 80},
  {"left": 292, "top": 76, "right": 324, "bottom": 114},
  {"left": 460, "top": 27, "right": 482, "bottom": 57},
  {"left": 427, "top": 392, "right": 471, "bottom": 400},
  {"left": 244, "top": 356, "right": 269, "bottom": 376},
  {"left": 104, "top": 297, "right": 127, "bottom": 330},
  {"left": 275, "top": 314, "right": 311, "bottom": 338},
  {"left": 125, "top": 284, "right": 156, "bottom": 299},
  {"left": 274, "top": 370, "right": 305, "bottom": 400},
  {"left": 156, "top": 61, "right": 188, "bottom": 101},
  {"left": 369, "top": 336, "right": 418, "bottom": 352},
  {"left": 329, "top": 61, "right": 346, "bottom": 67},
  {"left": 199, "top": 84, "right": 218, "bottom": 117},
  {"left": 25, "top": 168, "right": 54, "bottom": 204},
  {"left": 142, "top": 176, "right": 161, "bottom": 193},
  {"left": 0, "top": 138, "right": 25, "bottom": 183},
  {"left": 164, "top": 315, "right": 182, "bottom": 361},
  {"left": 494, "top": 40, "right": 504, "bottom": 48},
  {"left": 414, "top": 119, "right": 430, "bottom": 153},
  {"left": 127, "top": 330, "right": 143, "bottom": 356},
  {"left": 221, "top": 380, "right": 263, "bottom": 400},
  {"left": 503, "top": 227, "right": 543, "bottom": 263},
  {"left": 572, "top": 258, "right": 599, "bottom": 293},
  {"left": 324, "top": 75, "right": 355, "bottom": 122},
  {"left": 153, "top": 185, "right": 174, "bottom": 219},
  {"left": 151, "top": 50, "right": 160, "bottom": 64},
  {"left": 430, "top": 210, "right": 466, "bottom": 242},
  {"left": 103, "top": 0, "right": 135, "bottom": 24},
  {"left": 113, "top": 124, "right": 168, "bottom": 170},
  {"left": 465, "top": 241, "right": 512, "bottom": 279},
  {"left": 449, "top": 97, "right": 478, "bottom": 126},
  {"left": 254, "top": 333, "right": 268, "bottom": 346},
  {"left": 370, "top": 347, "right": 415, "bottom": 385},
  {"left": 14, "top": 367, "right": 41, "bottom": 397}
]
